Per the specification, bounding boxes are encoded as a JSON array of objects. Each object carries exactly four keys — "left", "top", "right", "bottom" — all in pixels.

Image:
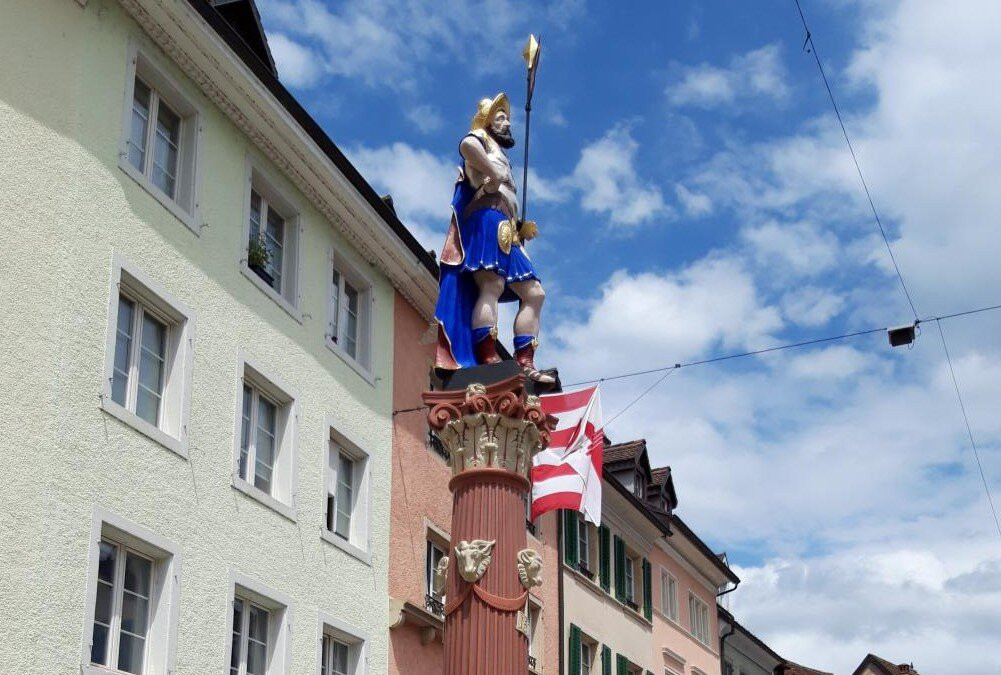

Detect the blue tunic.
[{"left": 434, "top": 159, "right": 540, "bottom": 369}]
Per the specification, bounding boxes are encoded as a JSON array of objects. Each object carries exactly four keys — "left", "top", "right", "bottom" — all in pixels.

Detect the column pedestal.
[{"left": 423, "top": 375, "right": 554, "bottom": 675}]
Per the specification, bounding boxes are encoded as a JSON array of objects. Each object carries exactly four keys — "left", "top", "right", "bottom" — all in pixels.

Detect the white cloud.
[
  {"left": 781, "top": 286, "right": 846, "bottom": 327},
  {"left": 568, "top": 126, "right": 667, "bottom": 227},
  {"left": 258, "top": 0, "right": 582, "bottom": 91},
  {"left": 268, "top": 33, "right": 322, "bottom": 88},
  {"left": 552, "top": 256, "right": 782, "bottom": 374},
  {"left": 675, "top": 184, "right": 713, "bottom": 218},
  {"left": 346, "top": 142, "right": 457, "bottom": 251},
  {"left": 666, "top": 43, "right": 790, "bottom": 108},
  {"left": 405, "top": 104, "right": 444, "bottom": 135},
  {"left": 741, "top": 220, "right": 841, "bottom": 279}
]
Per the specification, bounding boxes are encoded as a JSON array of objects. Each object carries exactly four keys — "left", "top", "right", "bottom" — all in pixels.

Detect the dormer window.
[{"left": 633, "top": 472, "right": 645, "bottom": 499}]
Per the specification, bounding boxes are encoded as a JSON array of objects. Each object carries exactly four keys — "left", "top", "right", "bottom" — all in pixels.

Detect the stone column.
[{"left": 423, "top": 375, "right": 553, "bottom": 675}]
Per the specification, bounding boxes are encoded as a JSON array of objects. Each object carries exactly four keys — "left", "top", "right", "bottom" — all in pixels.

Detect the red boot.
[
  {"left": 515, "top": 339, "right": 555, "bottom": 384},
  {"left": 474, "top": 334, "right": 502, "bottom": 365}
]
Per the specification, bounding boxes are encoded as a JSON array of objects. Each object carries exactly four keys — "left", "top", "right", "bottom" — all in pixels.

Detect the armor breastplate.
[{"left": 464, "top": 133, "right": 519, "bottom": 220}]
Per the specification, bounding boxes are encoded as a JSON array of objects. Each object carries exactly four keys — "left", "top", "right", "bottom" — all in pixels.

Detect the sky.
[{"left": 256, "top": 1, "right": 1001, "bottom": 672}]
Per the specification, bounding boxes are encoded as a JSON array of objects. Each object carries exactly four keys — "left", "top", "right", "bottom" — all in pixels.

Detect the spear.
[{"left": 520, "top": 34, "right": 541, "bottom": 225}]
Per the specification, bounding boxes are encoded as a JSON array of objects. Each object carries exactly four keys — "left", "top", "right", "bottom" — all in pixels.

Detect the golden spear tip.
[{"left": 523, "top": 34, "right": 540, "bottom": 70}]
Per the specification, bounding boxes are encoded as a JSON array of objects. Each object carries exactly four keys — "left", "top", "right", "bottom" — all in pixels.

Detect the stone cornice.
[{"left": 116, "top": 0, "right": 439, "bottom": 319}]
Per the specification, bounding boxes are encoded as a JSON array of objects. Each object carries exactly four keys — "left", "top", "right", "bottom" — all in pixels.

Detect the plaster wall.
[
  {"left": 649, "top": 542, "right": 722, "bottom": 675},
  {"left": 0, "top": 0, "right": 397, "bottom": 672},
  {"left": 387, "top": 291, "right": 560, "bottom": 673}
]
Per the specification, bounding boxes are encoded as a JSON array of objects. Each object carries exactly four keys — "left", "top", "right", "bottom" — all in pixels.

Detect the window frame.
[
  {"left": 326, "top": 250, "right": 375, "bottom": 383},
  {"left": 320, "top": 422, "right": 371, "bottom": 564},
  {"left": 240, "top": 160, "right": 303, "bottom": 321},
  {"left": 80, "top": 507, "right": 181, "bottom": 675},
  {"left": 315, "top": 612, "right": 367, "bottom": 675},
  {"left": 225, "top": 571, "right": 293, "bottom": 675},
  {"left": 688, "top": 593, "right": 711, "bottom": 646},
  {"left": 624, "top": 554, "right": 635, "bottom": 603},
  {"left": 660, "top": 567, "right": 679, "bottom": 622},
  {"left": 100, "top": 254, "right": 194, "bottom": 459},
  {"left": 425, "top": 538, "right": 448, "bottom": 603},
  {"left": 118, "top": 42, "right": 202, "bottom": 234},
  {"left": 232, "top": 354, "right": 299, "bottom": 521}
]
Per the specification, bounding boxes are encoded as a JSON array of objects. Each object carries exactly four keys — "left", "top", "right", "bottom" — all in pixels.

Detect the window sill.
[
  {"left": 240, "top": 264, "right": 304, "bottom": 323},
  {"left": 83, "top": 663, "right": 140, "bottom": 675},
  {"left": 118, "top": 157, "right": 201, "bottom": 236},
  {"left": 99, "top": 396, "right": 187, "bottom": 459},
  {"left": 320, "top": 528, "right": 372, "bottom": 565},
  {"left": 325, "top": 338, "right": 376, "bottom": 387},
  {"left": 231, "top": 476, "right": 297, "bottom": 522}
]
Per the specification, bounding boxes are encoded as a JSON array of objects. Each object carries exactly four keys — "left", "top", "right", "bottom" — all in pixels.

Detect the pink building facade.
[{"left": 387, "top": 291, "right": 560, "bottom": 674}]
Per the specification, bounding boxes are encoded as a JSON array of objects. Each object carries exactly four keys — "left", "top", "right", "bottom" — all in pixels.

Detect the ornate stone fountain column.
[{"left": 423, "top": 374, "right": 554, "bottom": 675}]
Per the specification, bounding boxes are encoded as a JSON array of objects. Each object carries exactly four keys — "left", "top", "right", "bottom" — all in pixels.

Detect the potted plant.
[{"left": 247, "top": 235, "right": 273, "bottom": 286}]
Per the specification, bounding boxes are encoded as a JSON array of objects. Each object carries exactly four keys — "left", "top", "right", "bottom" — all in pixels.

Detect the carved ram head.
[
  {"left": 517, "top": 548, "right": 543, "bottom": 588},
  {"left": 454, "top": 539, "right": 496, "bottom": 583}
]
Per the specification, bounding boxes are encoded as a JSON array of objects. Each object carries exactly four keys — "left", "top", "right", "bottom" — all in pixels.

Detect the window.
[
  {"left": 228, "top": 574, "right": 292, "bottom": 675},
  {"left": 233, "top": 357, "right": 298, "bottom": 519},
  {"left": 82, "top": 508, "right": 180, "bottom": 675},
  {"left": 661, "top": 569, "right": 678, "bottom": 620},
  {"left": 577, "top": 515, "right": 594, "bottom": 579},
  {"left": 688, "top": 594, "right": 710, "bottom": 646},
  {"left": 316, "top": 613, "right": 366, "bottom": 675},
  {"left": 581, "top": 641, "right": 592, "bottom": 675},
  {"left": 723, "top": 664, "right": 734, "bottom": 675},
  {"left": 624, "top": 556, "right": 635, "bottom": 603},
  {"left": 321, "top": 425, "right": 371, "bottom": 563},
  {"left": 426, "top": 540, "right": 447, "bottom": 602},
  {"left": 120, "top": 47, "right": 200, "bottom": 231},
  {"left": 327, "top": 257, "right": 373, "bottom": 375},
  {"left": 101, "top": 256, "right": 194, "bottom": 458},
  {"left": 242, "top": 165, "right": 300, "bottom": 314},
  {"left": 634, "top": 471, "right": 645, "bottom": 499},
  {"left": 525, "top": 494, "right": 536, "bottom": 536},
  {"left": 230, "top": 598, "right": 270, "bottom": 675},
  {"left": 526, "top": 599, "right": 541, "bottom": 669}
]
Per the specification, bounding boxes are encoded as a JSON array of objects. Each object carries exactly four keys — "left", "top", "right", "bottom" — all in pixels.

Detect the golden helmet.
[{"left": 470, "top": 93, "right": 511, "bottom": 131}]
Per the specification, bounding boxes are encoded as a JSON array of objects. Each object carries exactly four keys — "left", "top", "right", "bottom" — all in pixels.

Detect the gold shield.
[{"left": 497, "top": 219, "right": 515, "bottom": 254}]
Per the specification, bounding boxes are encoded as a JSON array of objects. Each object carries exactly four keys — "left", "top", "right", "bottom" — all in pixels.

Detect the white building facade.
[{"left": 0, "top": 1, "right": 437, "bottom": 673}]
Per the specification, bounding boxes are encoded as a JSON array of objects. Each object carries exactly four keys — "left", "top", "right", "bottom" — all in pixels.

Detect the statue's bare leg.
[
  {"left": 510, "top": 279, "right": 553, "bottom": 383},
  {"left": 471, "top": 270, "right": 505, "bottom": 364},
  {"left": 510, "top": 279, "right": 545, "bottom": 337}
]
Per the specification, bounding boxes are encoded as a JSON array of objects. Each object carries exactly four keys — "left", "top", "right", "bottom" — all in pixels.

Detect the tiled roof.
[
  {"left": 603, "top": 439, "right": 645, "bottom": 465},
  {"left": 650, "top": 466, "right": 671, "bottom": 485},
  {"left": 852, "top": 654, "right": 919, "bottom": 675},
  {"left": 782, "top": 662, "right": 834, "bottom": 675}
]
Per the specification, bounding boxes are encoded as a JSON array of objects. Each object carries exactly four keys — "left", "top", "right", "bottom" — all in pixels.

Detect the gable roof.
[
  {"left": 208, "top": 0, "right": 276, "bottom": 76},
  {"left": 851, "top": 654, "right": 919, "bottom": 675}
]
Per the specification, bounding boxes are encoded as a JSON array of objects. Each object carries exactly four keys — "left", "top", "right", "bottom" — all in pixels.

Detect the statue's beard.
[{"left": 489, "top": 127, "right": 516, "bottom": 149}]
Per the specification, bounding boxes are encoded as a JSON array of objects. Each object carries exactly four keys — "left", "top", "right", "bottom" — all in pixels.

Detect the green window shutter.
[
  {"left": 613, "top": 535, "right": 625, "bottom": 601},
  {"left": 569, "top": 623, "right": 582, "bottom": 675},
  {"left": 616, "top": 653, "right": 629, "bottom": 675},
  {"left": 601, "top": 645, "right": 612, "bottom": 675},
  {"left": 642, "top": 558, "right": 652, "bottom": 620},
  {"left": 563, "top": 510, "right": 579, "bottom": 566},
  {"left": 599, "top": 525, "right": 611, "bottom": 591}
]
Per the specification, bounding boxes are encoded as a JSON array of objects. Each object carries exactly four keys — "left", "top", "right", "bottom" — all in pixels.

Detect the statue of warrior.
[{"left": 433, "top": 93, "right": 554, "bottom": 384}]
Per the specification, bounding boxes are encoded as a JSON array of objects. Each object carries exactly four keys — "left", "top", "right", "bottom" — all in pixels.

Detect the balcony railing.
[
  {"left": 526, "top": 519, "right": 537, "bottom": 536},
  {"left": 577, "top": 562, "right": 595, "bottom": 581},
  {"left": 425, "top": 593, "right": 445, "bottom": 617},
  {"left": 427, "top": 431, "right": 449, "bottom": 461},
  {"left": 527, "top": 655, "right": 537, "bottom": 670}
]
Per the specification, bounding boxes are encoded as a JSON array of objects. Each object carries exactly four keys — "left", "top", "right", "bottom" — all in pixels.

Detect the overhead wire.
[
  {"left": 793, "top": 0, "right": 919, "bottom": 321},
  {"left": 794, "top": 0, "right": 1000, "bottom": 542}
]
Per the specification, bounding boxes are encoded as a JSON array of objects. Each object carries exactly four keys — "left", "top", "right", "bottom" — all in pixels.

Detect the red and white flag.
[{"left": 531, "top": 386, "right": 604, "bottom": 525}]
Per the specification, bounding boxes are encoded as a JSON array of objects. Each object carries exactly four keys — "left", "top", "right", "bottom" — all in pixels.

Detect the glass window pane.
[
  {"left": 97, "top": 540, "right": 117, "bottom": 584},
  {"left": 329, "top": 269, "right": 340, "bottom": 342},
  {"left": 116, "top": 630, "right": 146, "bottom": 674},
  {"left": 90, "top": 623, "right": 110, "bottom": 666},
  {"left": 321, "top": 635, "right": 331, "bottom": 675},
  {"left": 129, "top": 79, "right": 151, "bottom": 172},
  {"left": 249, "top": 191, "right": 262, "bottom": 241},
  {"left": 152, "top": 100, "right": 180, "bottom": 198},
  {"left": 265, "top": 205, "right": 284, "bottom": 289},
  {"left": 335, "top": 454, "right": 353, "bottom": 538},
  {"left": 113, "top": 298, "right": 135, "bottom": 406},
  {"left": 136, "top": 312, "right": 166, "bottom": 426},
  {"left": 230, "top": 599, "right": 243, "bottom": 673},
  {"left": 333, "top": 641, "right": 349, "bottom": 675},
  {"left": 254, "top": 397, "right": 276, "bottom": 493},
  {"left": 240, "top": 386, "right": 252, "bottom": 480},
  {"left": 246, "top": 605, "right": 269, "bottom": 675},
  {"left": 344, "top": 282, "right": 359, "bottom": 357}
]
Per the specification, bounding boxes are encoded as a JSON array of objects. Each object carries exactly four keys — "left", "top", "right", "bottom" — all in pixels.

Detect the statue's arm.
[{"left": 460, "top": 136, "right": 502, "bottom": 192}]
